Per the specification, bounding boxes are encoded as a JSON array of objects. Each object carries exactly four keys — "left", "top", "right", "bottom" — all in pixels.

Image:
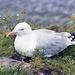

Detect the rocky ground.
[
  {"left": 0, "top": 57, "right": 63, "bottom": 75},
  {"left": 0, "top": 0, "right": 75, "bottom": 26}
]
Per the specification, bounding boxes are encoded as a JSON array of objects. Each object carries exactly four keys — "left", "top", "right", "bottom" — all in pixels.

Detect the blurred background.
[{"left": 0, "top": 0, "right": 75, "bottom": 26}]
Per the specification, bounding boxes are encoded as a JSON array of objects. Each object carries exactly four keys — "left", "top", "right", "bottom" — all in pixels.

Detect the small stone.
[
  {"left": 0, "top": 15, "right": 2, "bottom": 18},
  {"left": 38, "top": 72, "right": 44, "bottom": 75},
  {"left": 16, "top": 14, "right": 20, "bottom": 16},
  {"left": 26, "top": 70, "right": 34, "bottom": 75}
]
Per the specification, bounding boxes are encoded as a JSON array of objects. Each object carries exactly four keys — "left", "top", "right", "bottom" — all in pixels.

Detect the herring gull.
[{"left": 7, "top": 22, "right": 75, "bottom": 57}]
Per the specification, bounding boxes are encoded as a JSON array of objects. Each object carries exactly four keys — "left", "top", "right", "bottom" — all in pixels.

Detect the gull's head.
[{"left": 7, "top": 22, "right": 32, "bottom": 37}]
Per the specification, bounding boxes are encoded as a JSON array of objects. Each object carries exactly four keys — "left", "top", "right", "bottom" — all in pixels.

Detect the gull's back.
[{"left": 32, "top": 29, "right": 74, "bottom": 57}]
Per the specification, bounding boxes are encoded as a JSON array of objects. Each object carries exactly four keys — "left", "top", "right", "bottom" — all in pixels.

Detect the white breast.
[{"left": 14, "top": 33, "right": 37, "bottom": 57}]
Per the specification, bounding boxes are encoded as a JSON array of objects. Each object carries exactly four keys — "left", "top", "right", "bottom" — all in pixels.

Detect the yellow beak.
[{"left": 7, "top": 31, "right": 16, "bottom": 37}]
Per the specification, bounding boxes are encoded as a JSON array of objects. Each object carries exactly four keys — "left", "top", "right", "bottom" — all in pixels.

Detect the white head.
[{"left": 7, "top": 22, "right": 32, "bottom": 36}]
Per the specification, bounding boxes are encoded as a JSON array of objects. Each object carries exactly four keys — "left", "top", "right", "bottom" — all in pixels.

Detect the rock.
[
  {"left": 0, "top": 57, "right": 30, "bottom": 69},
  {"left": 26, "top": 70, "right": 34, "bottom": 75},
  {"left": 38, "top": 72, "right": 44, "bottom": 75},
  {"left": 0, "top": 57, "right": 34, "bottom": 75}
]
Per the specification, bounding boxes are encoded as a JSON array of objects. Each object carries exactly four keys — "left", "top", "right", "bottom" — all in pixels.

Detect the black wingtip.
[{"left": 71, "top": 32, "right": 75, "bottom": 41}]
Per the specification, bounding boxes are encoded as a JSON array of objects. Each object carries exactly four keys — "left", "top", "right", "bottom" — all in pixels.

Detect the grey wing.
[
  {"left": 35, "top": 32, "right": 71, "bottom": 57},
  {"left": 33, "top": 29, "right": 56, "bottom": 34}
]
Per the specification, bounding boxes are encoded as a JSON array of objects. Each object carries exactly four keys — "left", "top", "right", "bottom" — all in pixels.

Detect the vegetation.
[
  {"left": 0, "top": 65, "right": 28, "bottom": 75},
  {"left": 0, "top": 9, "right": 75, "bottom": 75}
]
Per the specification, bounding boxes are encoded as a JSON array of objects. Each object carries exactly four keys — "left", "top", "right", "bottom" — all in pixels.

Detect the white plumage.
[{"left": 7, "top": 22, "right": 75, "bottom": 57}]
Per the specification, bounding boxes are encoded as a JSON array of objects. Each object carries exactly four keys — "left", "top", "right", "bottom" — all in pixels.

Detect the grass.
[
  {"left": 0, "top": 34, "right": 19, "bottom": 58},
  {"left": 29, "top": 45, "right": 75, "bottom": 75},
  {"left": 0, "top": 9, "right": 75, "bottom": 75},
  {"left": 0, "top": 64, "right": 29, "bottom": 75}
]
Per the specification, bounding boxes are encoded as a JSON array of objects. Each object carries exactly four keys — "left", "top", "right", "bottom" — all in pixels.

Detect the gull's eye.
[{"left": 20, "top": 28, "right": 24, "bottom": 31}]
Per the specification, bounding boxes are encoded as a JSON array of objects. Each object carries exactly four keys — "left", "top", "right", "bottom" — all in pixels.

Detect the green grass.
[
  {"left": 0, "top": 34, "right": 20, "bottom": 58},
  {"left": 0, "top": 64, "right": 29, "bottom": 75},
  {"left": 29, "top": 45, "right": 75, "bottom": 75}
]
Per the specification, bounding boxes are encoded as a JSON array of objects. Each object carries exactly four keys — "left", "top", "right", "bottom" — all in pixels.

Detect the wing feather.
[{"left": 33, "top": 30, "right": 71, "bottom": 57}]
